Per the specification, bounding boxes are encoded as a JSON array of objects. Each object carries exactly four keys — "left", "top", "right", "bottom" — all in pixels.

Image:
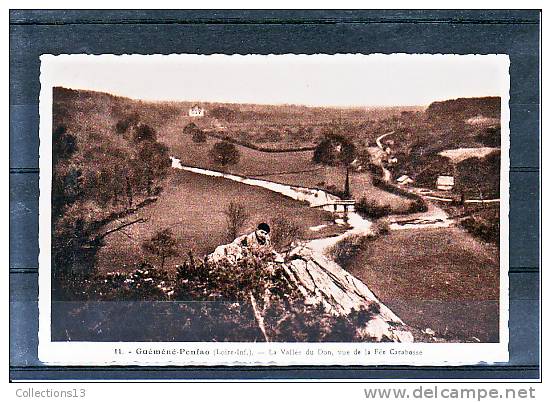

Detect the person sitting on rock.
[
  {"left": 238, "top": 222, "right": 271, "bottom": 248},
  {"left": 208, "top": 223, "right": 272, "bottom": 264}
]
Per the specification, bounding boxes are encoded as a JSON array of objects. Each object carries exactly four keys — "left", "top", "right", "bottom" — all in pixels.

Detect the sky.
[{"left": 41, "top": 54, "right": 509, "bottom": 107}]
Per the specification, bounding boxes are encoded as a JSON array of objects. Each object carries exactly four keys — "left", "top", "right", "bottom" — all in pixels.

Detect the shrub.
[
  {"left": 182, "top": 122, "right": 199, "bottom": 134},
  {"left": 53, "top": 247, "right": 388, "bottom": 342},
  {"left": 328, "top": 234, "right": 372, "bottom": 269},
  {"left": 407, "top": 198, "right": 429, "bottom": 214},
  {"left": 224, "top": 202, "right": 249, "bottom": 241},
  {"left": 355, "top": 197, "right": 392, "bottom": 219},
  {"left": 115, "top": 114, "right": 139, "bottom": 134},
  {"left": 52, "top": 125, "right": 77, "bottom": 164},
  {"left": 460, "top": 215, "right": 499, "bottom": 244},
  {"left": 133, "top": 123, "right": 157, "bottom": 143},
  {"left": 372, "top": 219, "right": 390, "bottom": 236},
  {"left": 369, "top": 175, "right": 428, "bottom": 214},
  {"left": 142, "top": 228, "right": 178, "bottom": 270}
]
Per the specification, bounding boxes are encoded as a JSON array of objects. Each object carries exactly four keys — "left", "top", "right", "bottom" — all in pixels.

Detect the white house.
[
  {"left": 436, "top": 175, "right": 455, "bottom": 191},
  {"left": 397, "top": 175, "right": 414, "bottom": 185},
  {"left": 188, "top": 104, "right": 205, "bottom": 117}
]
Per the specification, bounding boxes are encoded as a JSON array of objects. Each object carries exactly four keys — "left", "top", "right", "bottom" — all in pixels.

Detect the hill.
[
  {"left": 378, "top": 96, "right": 502, "bottom": 198},
  {"left": 425, "top": 96, "right": 500, "bottom": 121}
]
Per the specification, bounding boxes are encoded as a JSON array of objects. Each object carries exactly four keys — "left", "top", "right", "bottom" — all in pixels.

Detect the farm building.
[
  {"left": 397, "top": 175, "right": 414, "bottom": 185},
  {"left": 436, "top": 175, "right": 455, "bottom": 191},
  {"left": 188, "top": 104, "right": 205, "bottom": 117}
]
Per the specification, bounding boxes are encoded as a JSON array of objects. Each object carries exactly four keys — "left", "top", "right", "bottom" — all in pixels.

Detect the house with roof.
[
  {"left": 188, "top": 104, "right": 205, "bottom": 117},
  {"left": 396, "top": 175, "right": 414, "bottom": 186},
  {"left": 436, "top": 175, "right": 455, "bottom": 191}
]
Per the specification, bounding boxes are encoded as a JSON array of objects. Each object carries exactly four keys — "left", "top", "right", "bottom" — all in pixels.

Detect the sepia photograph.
[{"left": 38, "top": 53, "right": 509, "bottom": 365}]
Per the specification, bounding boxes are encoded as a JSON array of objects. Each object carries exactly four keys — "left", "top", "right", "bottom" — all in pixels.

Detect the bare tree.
[
  {"left": 224, "top": 202, "right": 249, "bottom": 241},
  {"left": 269, "top": 217, "right": 303, "bottom": 251}
]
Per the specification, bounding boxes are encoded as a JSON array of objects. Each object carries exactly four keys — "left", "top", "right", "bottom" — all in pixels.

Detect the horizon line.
[{"left": 54, "top": 86, "right": 502, "bottom": 110}]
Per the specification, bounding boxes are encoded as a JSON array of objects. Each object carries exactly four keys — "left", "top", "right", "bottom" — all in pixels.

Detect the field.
[
  {"left": 96, "top": 169, "right": 334, "bottom": 273},
  {"left": 342, "top": 227, "right": 500, "bottom": 342}
]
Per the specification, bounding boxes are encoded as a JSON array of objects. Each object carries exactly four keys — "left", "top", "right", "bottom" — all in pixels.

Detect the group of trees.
[
  {"left": 52, "top": 110, "right": 171, "bottom": 280},
  {"left": 456, "top": 151, "right": 501, "bottom": 199}
]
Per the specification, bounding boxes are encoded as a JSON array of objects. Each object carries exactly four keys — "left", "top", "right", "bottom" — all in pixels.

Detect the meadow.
[{"left": 340, "top": 227, "right": 500, "bottom": 342}]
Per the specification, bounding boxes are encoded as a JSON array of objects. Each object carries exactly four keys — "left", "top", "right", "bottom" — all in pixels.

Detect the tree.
[
  {"left": 312, "top": 134, "right": 355, "bottom": 166},
  {"left": 209, "top": 106, "right": 238, "bottom": 122},
  {"left": 414, "top": 154, "right": 454, "bottom": 188},
  {"left": 182, "top": 123, "right": 207, "bottom": 143},
  {"left": 133, "top": 123, "right": 157, "bottom": 143},
  {"left": 182, "top": 122, "right": 199, "bottom": 134},
  {"left": 456, "top": 151, "right": 500, "bottom": 199},
  {"left": 135, "top": 141, "right": 171, "bottom": 195},
  {"left": 209, "top": 141, "right": 240, "bottom": 167},
  {"left": 142, "top": 228, "right": 178, "bottom": 270},
  {"left": 192, "top": 130, "right": 207, "bottom": 143},
  {"left": 476, "top": 126, "right": 501, "bottom": 147},
  {"left": 224, "top": 202, "right": 249, "bottom": 240},
  {"left": 115, "top": 113, "right": 139, "bottom": 134}
]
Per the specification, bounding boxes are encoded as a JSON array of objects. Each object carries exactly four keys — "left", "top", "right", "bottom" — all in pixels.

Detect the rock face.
[{"left": 209, "top": 232, "right": 414, "bottom": 343}]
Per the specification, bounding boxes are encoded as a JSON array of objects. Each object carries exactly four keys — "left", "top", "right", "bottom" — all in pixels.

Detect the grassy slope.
[
  {"left": 166, "top": 114, "right": 412, "bottom": 211},
  {"left": 344, "top": 227, "right": 500, "bottom": 342},
  {"left": 96, "top": 169, "right": 332, "bottom": 273}
]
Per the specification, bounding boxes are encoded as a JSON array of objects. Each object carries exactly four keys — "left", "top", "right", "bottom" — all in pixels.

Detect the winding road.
[{"left": 375, "top": 131, "right": 395, "bottom": 149}]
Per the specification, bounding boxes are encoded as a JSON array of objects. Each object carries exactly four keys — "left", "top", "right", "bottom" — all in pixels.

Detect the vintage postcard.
[{"left": 38, "top": 53, "right": 509, "bottom": 365}]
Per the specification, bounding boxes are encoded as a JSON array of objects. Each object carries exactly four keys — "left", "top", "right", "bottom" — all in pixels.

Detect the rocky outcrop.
[
  {"left": 285, "top": 245, "right": 413, "bottom": 342},
  {"left": 209, "top": 232, "right": 414, "bottom": 343}
]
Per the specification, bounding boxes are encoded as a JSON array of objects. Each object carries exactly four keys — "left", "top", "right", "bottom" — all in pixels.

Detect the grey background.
[{"left": 9, "top": 9, "right": 540, "bottom": 380}]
